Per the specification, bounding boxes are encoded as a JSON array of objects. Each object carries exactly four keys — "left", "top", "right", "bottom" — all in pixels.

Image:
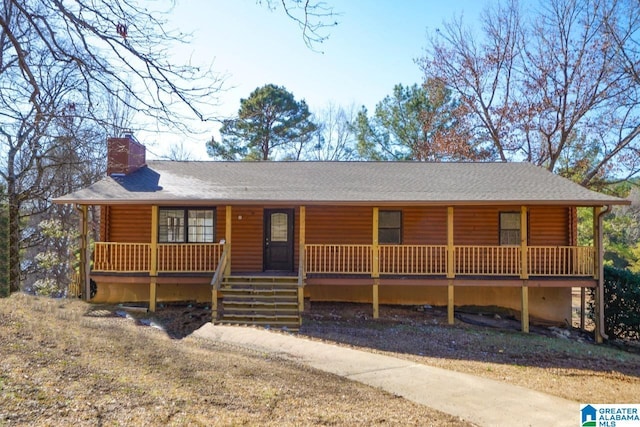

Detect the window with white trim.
[{"left": 159, "top": 208, "right": 215, "bottom": 243}]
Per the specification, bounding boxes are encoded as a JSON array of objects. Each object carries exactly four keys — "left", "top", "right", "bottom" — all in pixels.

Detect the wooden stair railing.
[{"left": 210, "top": 244, "right": 229, "bottom": 322}]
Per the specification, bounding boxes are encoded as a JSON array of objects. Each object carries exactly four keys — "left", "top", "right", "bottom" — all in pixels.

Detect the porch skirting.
[
  {"left": 304, "top": 283, "right": 573, "bottom": 324},
  {"left": 89, "top": 275, "right": 211, "bottom": 305},
  {"left": 89, "top": 273, "right": 586, "bottom": 325}
]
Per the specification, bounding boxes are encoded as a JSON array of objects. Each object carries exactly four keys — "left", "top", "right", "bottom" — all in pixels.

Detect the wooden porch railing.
[
  {"left": 305, "top": 244, "right": 372, "bottom": 274},
  {"left": 454, "top": 246, "right": 521, "bottom": 276},
  {"left": 305, "top": 244, "right": 595, "bottom": 277},
  {"left": 93, "top": 242, "right": 151, "bottom": 272},
  {"left": 158, "top": 243, "right": 223, "bottom": 272},
  {"left": 528, "top": 246, "right": 595, "bottom": 276},
  {"left": 92, "top": 242, "right": 595, "bottom": 277},
  {"left": 379, "top": 245, "right": 447, "bottom": 275},
  {"left": 92, "top": 242, "right": 223, "bottom": 273}
]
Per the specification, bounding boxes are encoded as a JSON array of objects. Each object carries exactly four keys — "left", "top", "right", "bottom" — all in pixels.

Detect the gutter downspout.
[{"left": 597, "top": 205, "right": 611, "bottom": 342}]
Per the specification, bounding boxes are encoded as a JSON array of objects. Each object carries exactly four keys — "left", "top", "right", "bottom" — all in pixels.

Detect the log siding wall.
[
  {"left": 230, "top": 206, "right": 266, "bottom": 272},
  {"left": 101, "top": 204, "right": 231, "bottom": 244},
  {"left": 103, "top": 205, "right": 152, "bottom": 243},
  {"left": 99, "top": 204, "right": 573, "bottom": 272},
  {"left": 306, "top": 206, "right": 372, "bottom": 244}
]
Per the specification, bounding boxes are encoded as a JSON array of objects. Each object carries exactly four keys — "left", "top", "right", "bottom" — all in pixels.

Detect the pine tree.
[{"left": 207, "top": 84, "right": 318, "bottom": 161}]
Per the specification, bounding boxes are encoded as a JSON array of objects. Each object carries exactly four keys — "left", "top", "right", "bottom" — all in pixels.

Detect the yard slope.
[{"left": 0, "top": 294, "right": 467, "bottom": 426}]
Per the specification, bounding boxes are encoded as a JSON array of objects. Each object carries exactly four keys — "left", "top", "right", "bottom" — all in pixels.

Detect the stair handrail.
[
  {"left": 211, "top": 243, "right": 229, "bottom": 323},
  {"left": 297, "top": 245, "right": 305, "bottom": 314},
  {"left": 298, "top": 245, "right": 305, "bottom": 288},
  {"left": 211, "top": 243, "right": 230, "bottom": 290}
]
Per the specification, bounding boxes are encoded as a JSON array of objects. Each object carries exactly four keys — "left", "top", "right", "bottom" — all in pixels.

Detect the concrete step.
[
  {"left": 221, "top": 313, "right": 300, "bottom": 321},
  {"left": 215, "top": 319, "right": 299, "bottom": 331},
  {"left": 224, "top": 276, "right": 298, "bottom": 284}
]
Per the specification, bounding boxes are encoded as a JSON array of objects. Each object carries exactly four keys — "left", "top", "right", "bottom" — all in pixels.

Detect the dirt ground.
[
  {"left": 2, "top": 293, "right": 639, "bottom": 426},
  {"left": 0, "top": 294, "right": 468, "bottom": 426},
  {"left": 147, "top": 296, "right": 640, "bottom": 404},
  {"left": 299, "top": 301, "right": 640, "bottom": 404}
]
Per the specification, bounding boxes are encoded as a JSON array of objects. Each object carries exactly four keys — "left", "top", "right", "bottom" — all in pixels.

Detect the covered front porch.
[{"left": 76, "top": 204, "right": 605, "bottom": 334}]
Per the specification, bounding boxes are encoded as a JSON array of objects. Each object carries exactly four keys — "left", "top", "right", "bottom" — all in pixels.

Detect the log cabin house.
[{"left": 54, "top": 135, "right": 629, "bottom": 338}]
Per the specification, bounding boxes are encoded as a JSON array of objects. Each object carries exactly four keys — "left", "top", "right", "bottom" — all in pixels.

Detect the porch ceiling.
[{"left": 53, "top": 161, "right": 629, "bottom": 207}]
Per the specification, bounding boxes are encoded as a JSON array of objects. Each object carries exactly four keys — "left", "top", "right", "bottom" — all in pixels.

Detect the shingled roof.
[{"left": 53, "top": 161, "right": 628, "bottom": 206}]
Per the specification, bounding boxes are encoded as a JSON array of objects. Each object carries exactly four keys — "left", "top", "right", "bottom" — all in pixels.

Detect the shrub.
[{"left": 602, "top": 266, "right": 640, "bottom": 340}]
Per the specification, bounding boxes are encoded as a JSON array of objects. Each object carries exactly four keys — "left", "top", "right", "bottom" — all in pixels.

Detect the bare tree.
[
  {"left": 265, "top": 0, "right": 338, "bottom": 51},
  {"left": 166, "top": 141, "right": 194, "bottom": 161},
  {"left": 420, "top": 0, "right": 640, "bottom": 188},
  {"left": 420, "top": 1, "right": 522, "bottom": 162},
  {"left": 0, "top": 184, "right": 8, "bottom": 297},
  {"left": 305, "top": 102, "right": 357, "bottom": 160},
  {"left": 0, "top": 0, "right": 336, "bottom": 293},
  {"left": 22, "top": 99, "right": 109, "bottom": 296},
  {"left": 594, "top": 0, "right": 640, "bottom": 186}
]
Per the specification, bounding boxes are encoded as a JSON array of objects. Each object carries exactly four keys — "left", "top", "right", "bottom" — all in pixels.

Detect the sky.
[{"left": 143, "top": 0, "right": 491, "bottom": 160}]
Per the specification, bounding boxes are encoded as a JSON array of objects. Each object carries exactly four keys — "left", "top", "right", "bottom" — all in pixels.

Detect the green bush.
[{"left": 602, "top": 266, "right": 640, "bottom": 340}]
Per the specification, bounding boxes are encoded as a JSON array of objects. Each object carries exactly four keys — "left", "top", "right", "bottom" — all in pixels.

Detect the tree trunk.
[
  {"left": 0, "top": 193, "right": 8, "bottom": 297},
  {"left": 6, "top": 144, "right": 21, "bottom": 293},
  {"left": 7, "top": 187, "right": 21, "bottom": 293}
]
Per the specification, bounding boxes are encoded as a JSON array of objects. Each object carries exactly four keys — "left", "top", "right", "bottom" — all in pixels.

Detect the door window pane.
[{"left": 270, "top": 213, "right": 288, "bottom": 242}]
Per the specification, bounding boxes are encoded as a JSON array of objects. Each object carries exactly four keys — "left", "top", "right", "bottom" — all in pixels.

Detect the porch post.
[
  {"left": 520, "top": 206, "right": 529, "bottom": 280},
  {"left": 593, "top": 206, "right": 601, "bottom": 281},
  {"left": 576, "top": 207, "right": 588, "bottom": 331},
  {"left": 84, "top": 208, "right": 91, "bottom": 300},
  {"left": 580, "top": 287, "right": 586, "bottom": 330},
  {"left": 225, "top": 205, "right": 232, "bottom": 276},
  {"left": 521, "top": 282, "right": 529, "bottom": 332},
  {"left": 298, "top": 206, "right": 306, "bottom": 313},
  {"left": 593, "top": 206, "right": 603, "bottom": 343},
  {"left": 372, "top": 207, "right": 379, "bottom": 319},
  {"left": 447, "top": 206, "right": 454, "bottom": 325},
  {"left": 149, "top": 205, "right": 159, "bottom": 312},
  {"left": 520, "top": 206, "right": 529, "bottom": 333},
  {"left": 78, "top": 205, "right": 89, "bottom": 301}
]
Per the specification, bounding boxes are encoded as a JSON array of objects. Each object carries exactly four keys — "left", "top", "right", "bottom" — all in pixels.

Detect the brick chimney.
[{"left": 106, "top": 133, "right": 146, "bottom": 176}]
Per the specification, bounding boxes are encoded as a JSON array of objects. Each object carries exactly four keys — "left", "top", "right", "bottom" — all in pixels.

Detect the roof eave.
[{"left": 51, "top": 197, "right": 630, "bottom": 207}]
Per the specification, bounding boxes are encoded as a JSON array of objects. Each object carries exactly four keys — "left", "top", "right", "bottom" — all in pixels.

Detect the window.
[
  {"left": 499, "top": 212, "right": 520, "bottom": 245},
  {"left": 379, "top": 210, "right": 402, "bottom": 244},
  {"left": 159, "top": 208, "right": 215, "bottom": 243}
]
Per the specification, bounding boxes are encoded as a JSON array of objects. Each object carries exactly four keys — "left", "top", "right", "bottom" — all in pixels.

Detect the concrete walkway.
[{"left": 194, "top": 324, "right": 579, "bottom": 427}]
